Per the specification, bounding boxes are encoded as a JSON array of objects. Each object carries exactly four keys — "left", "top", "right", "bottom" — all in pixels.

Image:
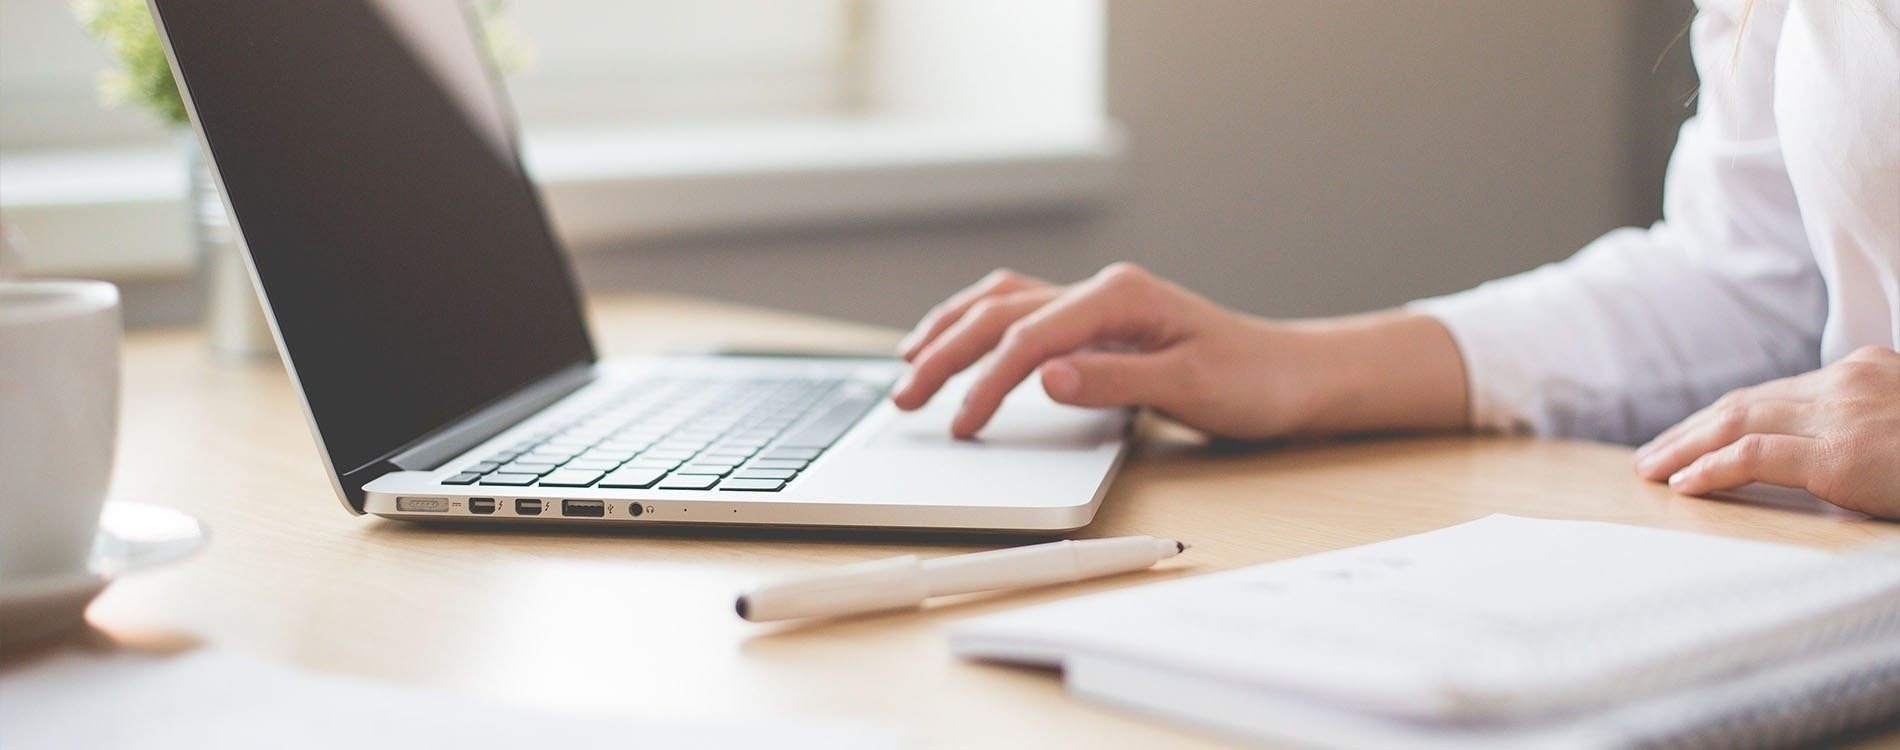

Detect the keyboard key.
[
  {"left": 563, "top": 459, "right": 622, "bottom": 471},
  {"left": 484, "top": 450, "right": 522, "bottom": 464},
  {"left": 657, "top": 474, "right": 720, "bottom": 490},
  {"left": 677, "top": 463, "right": 736, "bottom": 476},
  {"left": 500, "top": 461, "right": 559, "bottom": 476},
  {"left": 624, "top": 457, "right": 683, "bottom": 470},
  {"left": 598, "top": 468, "right": 666, "bottom": 489},
  {"left": 580, "top": 449, "right": 637, "bottom": 462},
  {"left": 776, "top": 394, "right": 880, "bottom": 448},
  {"left": 466, "top": 461, "right": 502, "bottom": 474},
  {"left": 442, "top": 472, "right": 484, "bottom": 485},
  {"left": 540, "top": 469, "right": 605, "bottom": 487},
  {"left": 719, "top": 478, "right": 786, "bottom": 492},
  {"left": 732, "top": 468, "right": 796, "bottom": 480},
  {"left": 642, "top": 449, "right": 699, "bottom": 460},
  {"left": 479, "top": 473, "right": 540, "bottom": 486},
  {"left": 745, "top": 458, "right": 809, "bottom": 471},
  {"left": 759, "top": 447, "right": 821, "bottom": 461}
]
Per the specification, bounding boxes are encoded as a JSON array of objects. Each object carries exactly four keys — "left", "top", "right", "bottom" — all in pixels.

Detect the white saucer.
[{"left": 0, "top": 502, "right": 207, "bottom": 647}]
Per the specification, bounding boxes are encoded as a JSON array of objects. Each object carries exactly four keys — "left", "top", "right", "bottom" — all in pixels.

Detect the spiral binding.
[
  {"left": 1624, "top": 637, "right": 1900, "bottom": 750},
  {"left": 1441, "top": 540, "right": 1900, "bottom": 748}
]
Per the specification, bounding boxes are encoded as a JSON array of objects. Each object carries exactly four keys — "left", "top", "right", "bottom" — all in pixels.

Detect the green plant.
[
  {"left": 73, "top": 0, "right": 185, "bottom": 124},
  {"left": 72, "top": 0, "right": 530, "bottom": 127}
]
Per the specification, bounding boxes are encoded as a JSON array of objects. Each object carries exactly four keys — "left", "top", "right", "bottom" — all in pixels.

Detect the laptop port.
[
  {"left": 467, "top": 497, "right": 496, "bottom": 515},
  {"left": 515, "top": 498, "right": 543, "bottom": 516},
  {"left": 628, "top": 503, "right": 644, "bottom": 518},
  {"left": 396, "top": 497, "right": 449, "bottom": 512},
  {"left": 562, "top": 499, "right": 605, "bottom": 518}
]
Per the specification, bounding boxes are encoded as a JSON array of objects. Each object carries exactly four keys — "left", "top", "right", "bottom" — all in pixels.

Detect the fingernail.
[
  {"left": 950, "top": 411, "right": 978, "bottom": 440},
  {"left": 1668, "top": 470, "right": 1689, "bottom": 489},
  {"left": 1042, "top": 360, "right": 1080, "bottom": 401}
]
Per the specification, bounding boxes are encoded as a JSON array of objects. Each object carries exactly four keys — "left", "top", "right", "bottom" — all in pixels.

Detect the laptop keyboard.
[{"left": 440, "top": 373, "right": 891, "bottom": 493}]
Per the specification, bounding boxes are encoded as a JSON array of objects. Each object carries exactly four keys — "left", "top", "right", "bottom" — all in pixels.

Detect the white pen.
[{"left": 735, "top": 535, "right": 1188, "bottom": 622}]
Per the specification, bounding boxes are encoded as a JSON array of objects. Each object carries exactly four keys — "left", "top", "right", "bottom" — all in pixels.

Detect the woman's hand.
[
  {"left": 890, "top": 263, "right": 1469, "bottom": 440},
  {"left": 1634, "top": 346, "right": 1900, "bottom": 518}
]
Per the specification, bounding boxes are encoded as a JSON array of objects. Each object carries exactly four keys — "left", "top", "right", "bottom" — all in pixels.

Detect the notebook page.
[{"left": 950, "top": 514, "right": 1830, "bottom": 720}]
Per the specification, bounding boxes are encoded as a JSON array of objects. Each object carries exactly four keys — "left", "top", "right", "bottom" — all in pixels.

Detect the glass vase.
[{"left": 181, "top": 131, "right": 275, "bottom": 362}]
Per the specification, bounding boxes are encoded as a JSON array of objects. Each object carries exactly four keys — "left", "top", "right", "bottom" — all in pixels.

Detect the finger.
[
  {"left": 897, "top": 270, "right": 1048, "bottom": 361},
  {"left": 1040, "top": 350, "right": 1187, "bottom": 408},
  {"left": 1636, "top": 374, "right": 1825, "bottom": 464},
  {"left": 953, "top": 269, "right": 1165, "bottom": 437},
  {"left": 892, "top": 288, "right": 1060, "bottom": 410},
  {"left": 1668, "top": 433, "right": 1824, "bottom": 496},
  {"left": 1634, "top": 399, "right": 1810, "bottom": 482}
]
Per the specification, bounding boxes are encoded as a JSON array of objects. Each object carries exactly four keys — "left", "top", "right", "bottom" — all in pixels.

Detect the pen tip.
[
  {"left": 735, "top": 596, "right": 751, "bottom": 621},
  {"left": 1176, "top": 541, "right": 1188, "bottom": 553}
]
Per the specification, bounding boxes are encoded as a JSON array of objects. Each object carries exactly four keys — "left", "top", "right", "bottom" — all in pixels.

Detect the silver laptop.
[{"left": 148, "top": 0, "right": 1129, "bottom": 532}]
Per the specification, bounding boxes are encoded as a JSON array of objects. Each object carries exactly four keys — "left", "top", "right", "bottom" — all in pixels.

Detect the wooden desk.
[{"left": 74, "top": 294, "right": 1900, "bottom": 748}]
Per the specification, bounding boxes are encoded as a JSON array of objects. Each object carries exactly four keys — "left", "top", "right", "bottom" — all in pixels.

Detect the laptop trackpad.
[{"left": 870, "top": 382, "right": 1122, "bottom": 451}]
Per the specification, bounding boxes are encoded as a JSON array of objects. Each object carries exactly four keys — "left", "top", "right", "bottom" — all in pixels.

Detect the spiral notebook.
[{"left": 950, "top": 515, "right": 1900, "bottom": 749}]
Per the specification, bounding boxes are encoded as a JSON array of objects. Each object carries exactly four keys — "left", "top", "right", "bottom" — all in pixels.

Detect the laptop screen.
[{"left": 152, "top": 0, "right": 595, "bottom": 477}]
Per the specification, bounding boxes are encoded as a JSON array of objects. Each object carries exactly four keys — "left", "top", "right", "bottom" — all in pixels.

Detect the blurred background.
[{"left": 0, "top": 0, "right": 1697, "bottom": 330}]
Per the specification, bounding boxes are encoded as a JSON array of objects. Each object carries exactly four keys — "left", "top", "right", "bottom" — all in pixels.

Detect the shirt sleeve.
[{"left": 1408, "top": 0, "right": 1826, "bottom": 445}]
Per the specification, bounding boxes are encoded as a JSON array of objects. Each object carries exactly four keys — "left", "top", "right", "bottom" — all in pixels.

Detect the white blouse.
[{"left": 1413, "top": 0, "right": 1900, "bottom": 444}]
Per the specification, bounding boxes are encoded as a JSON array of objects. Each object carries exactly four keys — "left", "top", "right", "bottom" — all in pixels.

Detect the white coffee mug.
[{"left": 0, "top": 280, "right": 121, "bottom": 581}]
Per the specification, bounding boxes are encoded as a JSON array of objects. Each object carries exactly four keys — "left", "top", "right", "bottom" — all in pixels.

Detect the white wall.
[{"left": 571, "top": 0, "right": 1697, "bottom": 327}]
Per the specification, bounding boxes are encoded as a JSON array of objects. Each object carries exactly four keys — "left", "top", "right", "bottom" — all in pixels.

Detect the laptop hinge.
[{"left": 386, "top": 362, "right": 596, "bottom": 472}]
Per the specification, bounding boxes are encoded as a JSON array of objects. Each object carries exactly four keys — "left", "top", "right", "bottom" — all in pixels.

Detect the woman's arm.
[{"left": 891, "top": 264, "right": 1467, "bottom": 440}]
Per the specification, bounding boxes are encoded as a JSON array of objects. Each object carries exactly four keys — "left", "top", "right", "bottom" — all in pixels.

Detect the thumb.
[{"left": 1039, "top": 350, "right": 1182, "bottom": 408}]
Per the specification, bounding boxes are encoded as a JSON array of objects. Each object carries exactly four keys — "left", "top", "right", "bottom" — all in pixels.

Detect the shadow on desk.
[
  {"left": 0, "top": 624, "right": 202, "bottom": 668},
  {"left": 361, "top": 517, "right": 1070, "bottom": 548}
]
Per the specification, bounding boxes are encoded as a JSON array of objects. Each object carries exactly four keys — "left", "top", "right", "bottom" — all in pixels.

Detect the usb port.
[
  {"left": 396, "top": 497, "right": 449, "bottom": 512},
  {"left": 515, "top": 498, "right": 543, "bottom": 516},
  {"left": 467, "top": 497, "right": 496, "bottom": 515},
  {"left": 562, "top": 499, "right": 605, "bottom": 518}
]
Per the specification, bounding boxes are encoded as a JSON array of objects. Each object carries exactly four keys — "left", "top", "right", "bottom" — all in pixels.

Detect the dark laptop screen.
[{"left": 151, "top": 0, "right": 594, "bottom": 476}]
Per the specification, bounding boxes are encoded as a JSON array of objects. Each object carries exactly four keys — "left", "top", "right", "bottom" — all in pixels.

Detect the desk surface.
[{"left": 75, "top": 294, "right": 1900, "bottom": 748}]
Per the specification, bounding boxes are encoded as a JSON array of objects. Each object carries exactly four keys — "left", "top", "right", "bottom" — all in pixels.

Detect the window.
[
  {"left": 0, "top": 0, "right": 1118, "bottom": 278},
  {"left": 505, "top": 0, "right": 857, "bottom": 128}
]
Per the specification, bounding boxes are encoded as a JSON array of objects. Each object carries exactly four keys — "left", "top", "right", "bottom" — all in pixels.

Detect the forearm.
[{"left": 1273, "top": 310, "right": 1470, "bottom": 435}]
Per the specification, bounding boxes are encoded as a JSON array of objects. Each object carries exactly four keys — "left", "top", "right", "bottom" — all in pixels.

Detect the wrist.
[{"left": 1276, "top": 310, "right": 1469, "bottom": 435}]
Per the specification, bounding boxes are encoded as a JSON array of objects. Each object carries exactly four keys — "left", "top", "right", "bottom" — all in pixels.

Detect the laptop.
[{"left": 147, "top": 0, "right": 1130, "bottom": 532}]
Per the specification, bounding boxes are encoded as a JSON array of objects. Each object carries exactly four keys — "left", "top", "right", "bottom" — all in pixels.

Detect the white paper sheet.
[{"left": 0, "top": 649, "right": 907, "bottom": 750}]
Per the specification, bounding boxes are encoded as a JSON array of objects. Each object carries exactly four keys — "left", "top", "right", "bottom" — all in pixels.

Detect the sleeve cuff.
[{"left": 1407, "top": 289, "right": 1545, "bottom": 436}]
